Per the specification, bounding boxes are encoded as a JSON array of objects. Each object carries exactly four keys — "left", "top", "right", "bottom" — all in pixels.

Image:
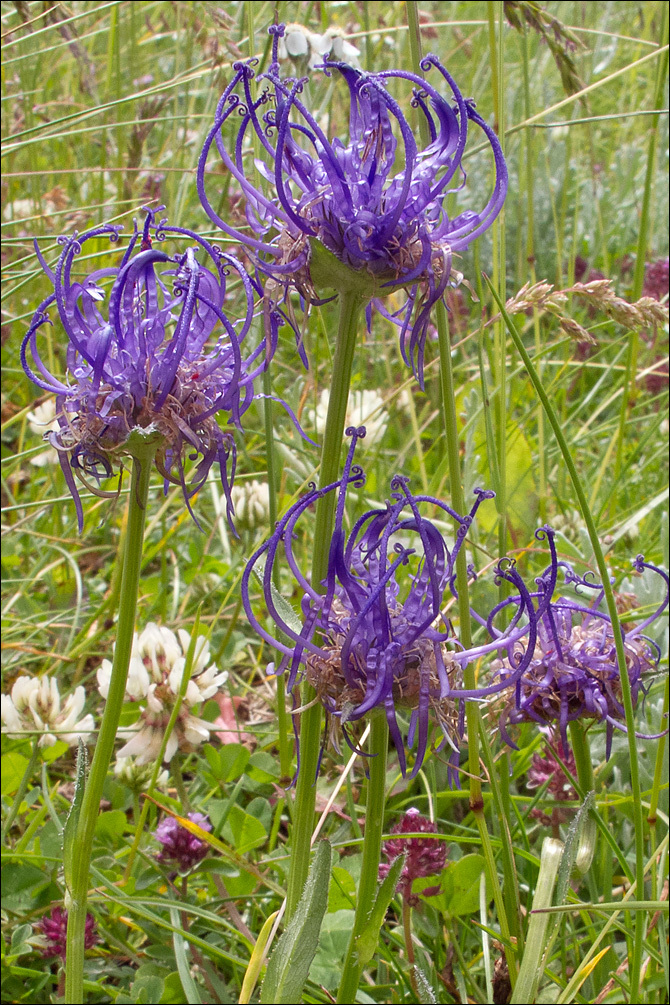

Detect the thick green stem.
[
  {"left": 2, "top": 739, "right": 40, "bottom": 843},
  {"left": 488, "top": 279, "right": 647, "bottom": 1003},
  {"left": 336, "top": 713, "right": 389, "bottom": 1003},
  {"left": 285, "top": 290, "right": 364, "bottom": 920},
  {"left": 65, "top": 451, "right": 153, "bottom": 1002}
]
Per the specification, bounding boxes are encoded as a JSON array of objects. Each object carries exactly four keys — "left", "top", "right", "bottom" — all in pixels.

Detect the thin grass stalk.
[
  {"left": 615, "top": 5, "right": 669, "bottom": 490},
  {"left": 65, "top": 450, "right": 154, "bottom": 1002},
  {"left": 487, "top": 278, "right": 648, "bottom": 1002}
]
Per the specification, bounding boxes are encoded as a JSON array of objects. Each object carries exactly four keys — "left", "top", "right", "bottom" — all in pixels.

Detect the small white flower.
[
  {"left": 2, "top": 675, "right": 94, "bottom": 748},
  {"left": 27, "top": 400, "right": 59, "bottom": 467},
  {"left": 98, "top": 623, "right": 229, "bottom": 764},
  {"left": 278, "top": 23, "right": 360, "bottom": 69},
  {"left": 114, "top": 756, "right": 169, "bottom": 792},
  {"left": 230, "top": 480, "right": 270, "bottom": 531},
  {"left": 309, "top": 388, "right": 389, "bottom": 446}
]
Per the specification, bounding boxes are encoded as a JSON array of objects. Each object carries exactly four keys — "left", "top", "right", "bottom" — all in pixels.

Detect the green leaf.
[
  {"left": 309, "top": 910, "right": 355, "bottom": 990},
  {"left": 0, "top": 752, "right": 28, "bottom": 796},
  {"left": 203, "top": 743, "right": 250, "bottom": 782},
  {"left": 169, "top": 906, "right": 202, "bottom": 1004},
  {"left": 261, "top": 840, "right": 332, "bottom": 1004},
  {"left": 95, "top": 809, "right": 127, "bottom": 843},
  {"left": 328, "top": 866, "right": 357, "bottom": 912},
  {"left": 160, "top": 973, "right": 189, "bottom": 1004},
  {"left": 62, "top": 738, "right": 87, "bottom": 894},
  {"left": 222, "top": 804, "right": 267, "bottom": 854},
  {"left": 355, "top": 853, "right": 405, "bottom": 969},
  {"left": 253, "top": 563, "right": 304, "bottom": 636},
  {"left": 440, "top": 854, "right": 487, "bottom": 917}
]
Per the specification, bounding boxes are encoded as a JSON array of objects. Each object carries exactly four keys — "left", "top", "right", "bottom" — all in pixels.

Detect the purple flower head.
[
  {"left": 198, "top": 25, "right": 507, "bottom": 386},
  {"left": 154, "top": 811, "right": 212, "bottom": 873},
  {"left": 496, "top": 543, "right": 669, "bottom": 757},
  {"left": 642, "top": 256, "right": 669, "bottom": 301},
  {"left": 378, "top": 806, "right": 447, "bottom": 903},
  {"left": 22, "top": 209, "right": 267, "bottom": 530},
  {"left": 37, "top": 905, "right": 97, "bottom": 961},
  {"left": 242, "top": 428, "right": 539, "bottom": 781}
]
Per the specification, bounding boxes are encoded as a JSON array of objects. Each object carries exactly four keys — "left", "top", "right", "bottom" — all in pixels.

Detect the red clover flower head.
[
  {"left": 22, "top": 209, "right": 265, "bottom": 530},
  {"left": 154, "top": 812, "right": 212, "bottom": 873},
  {"left": 378, "top": 807, "right": 447, "bottom": 903},
  {"left": 497, "top": 546, "right": 668, "bottom": 757},
  {"left": 37, "top": 905, "right": 97, "bottom": 961},
  {"left": 198, "top": 24, "right": 507, "bottom": 386},
  {"left": 242, "top": 428, "right": 539, "bottom": 781}
]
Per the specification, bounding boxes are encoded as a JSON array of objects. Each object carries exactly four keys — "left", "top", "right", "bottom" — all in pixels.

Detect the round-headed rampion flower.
[
  {"left": 198, "top": 24, "right": 507, "bottom": 385},
  {"left": 495, "top": 545, "right": 669, "bottom": 756},
  {"left": 36, "top": 905, "right": 97, "bottom": 961},
  {"left": 378, "top": 806, "right": 447, "bottom": 903},
  {"left": 21, "top": 209, "right": 265, "bottom": 530},
  {"left": 242, "top": 428, "right": 538, "bottom": 780},
  {"left": 1, "top": 675, "right": 94, "bottom": 748},
  {"left": 154, "top": 812, "right": 212, "bottom": 873},
  {"left": 97, "top": 623, "right": 228, "bottom": 763}
]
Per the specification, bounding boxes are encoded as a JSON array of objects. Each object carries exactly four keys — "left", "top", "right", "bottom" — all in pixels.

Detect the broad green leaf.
[
  {"left": 309, "top": 910, "right": 355, "bottom": 990},
  {"left": 95, "top": 809, "right": 127, "bottom": 843},
  {"left": 0, "top": 752, "right": 28, "bottom": 795},
  {"left": 328, "top": 866, "right": 357, "bottom": 912},
  {"left": 260, "top": 839, "right": 332, "bottom": 1004},
  {"left": 440, "top": 854, "right": 487, "bottom": 916},
  {"left": 223, "top": 804, "right": 267, "bottom": 854},
  {"left": 203, "top": 743, "right": 250, "bottom": 782}
]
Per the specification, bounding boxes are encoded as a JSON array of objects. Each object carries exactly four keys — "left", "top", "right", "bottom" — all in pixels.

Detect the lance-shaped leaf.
[{"left": 261, "top": 840, "right": 331, "bottom": 1004}]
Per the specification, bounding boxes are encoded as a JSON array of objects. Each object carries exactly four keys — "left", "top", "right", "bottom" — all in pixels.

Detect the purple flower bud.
[
  {"left": 198, "top": 25, "right": 507, "bottom": 386},
  {"left": 22, "top": 209, "right": 264, "bottom": 531},
  {"left": 37, "top": 905, "right": 97, "bottom": 961},
  {"left": 154, "top": 811, "right": 212, "bottom": 873},
  {"left": 378, "top": 807, "right": 447, "bottom": 902}
]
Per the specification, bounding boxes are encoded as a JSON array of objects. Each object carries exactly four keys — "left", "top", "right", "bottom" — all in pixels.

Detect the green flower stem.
[
  {"left": 488, "top": 278, "right": 647, "bottom": 1003},
  {"left": 1, "top": 739, "right": 40, "bottom": 843},
  {"left": 262, "top": 358, "right": 292, "bottom": 787},
  {"left": 567, "top": 721, "right": 596, "bottom": 795},
  {"left": 65, "top": 450, "right": 154, "bottom": 1003},
  {"left": 336, "top": 712, "right": 389, "bottom": 1003},
  {"left": 285, "top": 289, "right": 365, "bottom": 921}
]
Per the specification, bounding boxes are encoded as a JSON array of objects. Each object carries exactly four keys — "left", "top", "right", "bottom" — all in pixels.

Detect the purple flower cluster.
[
  {"left": 154, "top": 811, "right": 212, "bottom": 873},
  {"left": 198, "top": 24, "right": 507, "bottom": 384},
  {"left": 242, "top": 428, "right": 538, "bottom": 779},
  {"left": 22, "top": 210, "right": 271, "bottom": 529},
  {"left": 497, "top": 546, "right": 668, "bottom": 756},
  {"left": 37, "top": 905, "right": 97, "bottom": 961},
  {"left": 378, "top": 807, "right": 447, "bottom": 903}
]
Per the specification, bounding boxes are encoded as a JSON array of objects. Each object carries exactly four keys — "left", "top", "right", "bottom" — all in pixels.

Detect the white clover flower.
[
  {"left": 26, "top": 399, "right": 59, "bottom": 467},
  {"left": 98, "top": 623, "right": 228, "bottom": 764},
  {"left": 277, "top": 22, "right": 360, "bottom": 69},
  {"left": 309, "top": 388, "right": 389, "bottom": 446},
  {"left": 113, "top": 756, "right": 169, "bottom": 793},
  {"left": 1, "top": 675, "right": 94, "bottom": 748},
  {"left": 230, "top": 480, "right": 270, "bottom": 531}
]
